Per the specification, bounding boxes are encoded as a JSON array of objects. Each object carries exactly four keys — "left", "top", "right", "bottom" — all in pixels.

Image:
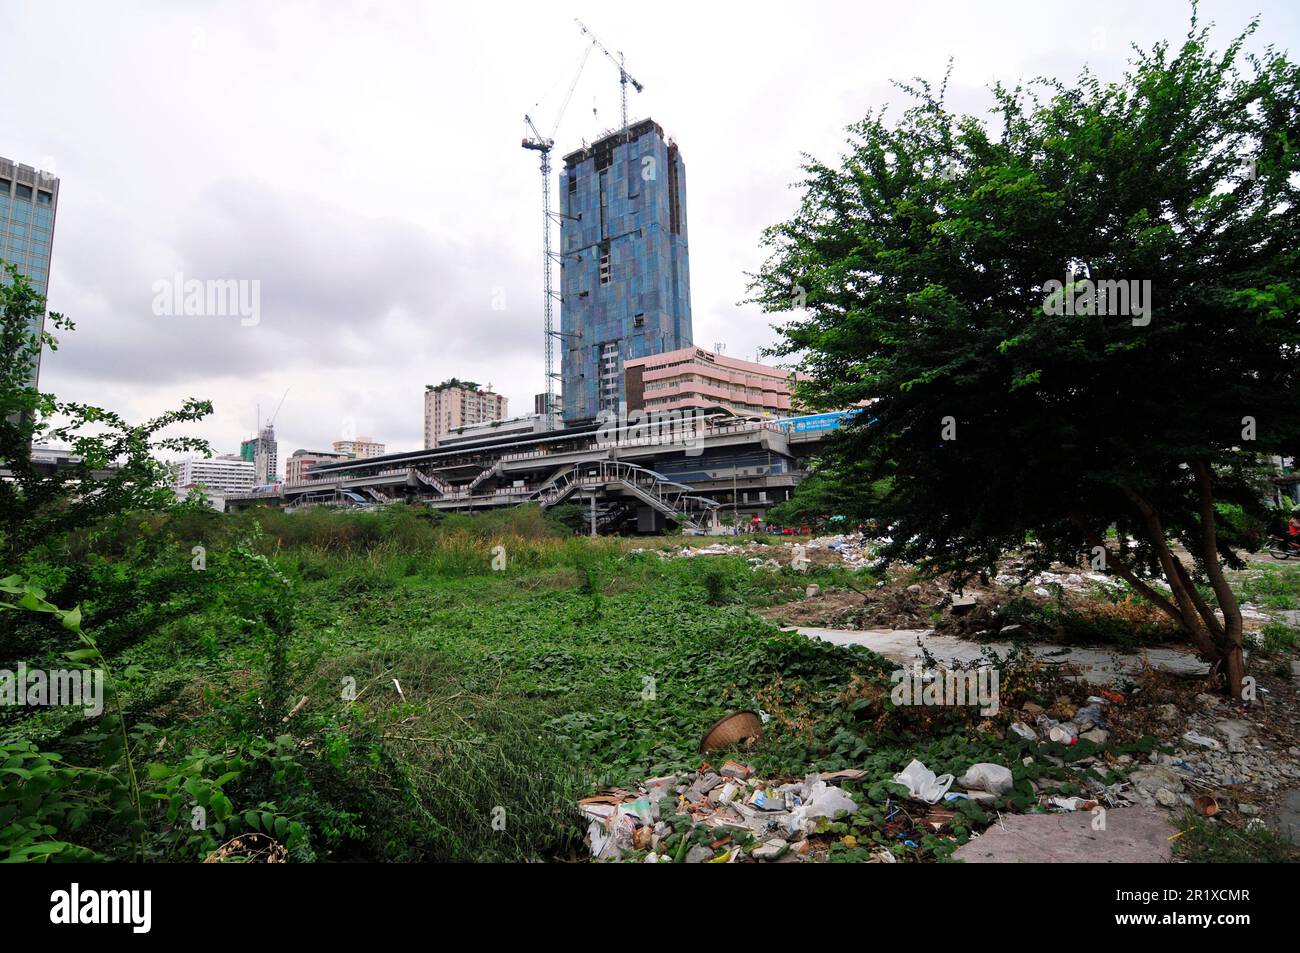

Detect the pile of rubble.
[
  {"left": 804, "top": 534, "right": 877, "bottom": 568},
  {"left": 578, "top": 761, "right": 867, "bottom": 863},
  {"left": 1124, "top": 693, "right": 1300, "bottom": 816}
]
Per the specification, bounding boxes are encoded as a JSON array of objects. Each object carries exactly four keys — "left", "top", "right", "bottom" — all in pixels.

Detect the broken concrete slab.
[
  {"left": 1128, "top": 765, "right": 1186, "bottom": 795},
  {"left": 796, "top": 627, "right": 1210, "bottom": 685},
  {"left": 952, "top": 807, "right": 1175, "bottom": 863},
  {"left": 1214, "top": 719, "right": 1253, "bottom": 754},
  {"left": 949, "top": 594, "right": 978, "bottom": 615},
  {"left": 1270, "top": 789, "right": 1300, "bottom": 847}
]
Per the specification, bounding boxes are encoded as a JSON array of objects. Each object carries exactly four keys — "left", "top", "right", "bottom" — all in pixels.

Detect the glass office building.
[
  {"left": 559, "top": 119, "right": 693, "bottom": 423},
  {"left": 0, "top": 156, "right": 60, "bottom": 389}
]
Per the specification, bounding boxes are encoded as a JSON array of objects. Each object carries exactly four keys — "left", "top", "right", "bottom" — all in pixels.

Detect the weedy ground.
[{"left": 3, "top": 506, "right": 1297, "bottom": 862}]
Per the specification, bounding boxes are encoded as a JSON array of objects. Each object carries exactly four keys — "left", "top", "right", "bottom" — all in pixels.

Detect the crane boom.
[
  {"left": 575, "top": 18, "right": 643, "bottom": 138},
  {"left": 268, "top": 387, "right": 289, "bottom": 428}
]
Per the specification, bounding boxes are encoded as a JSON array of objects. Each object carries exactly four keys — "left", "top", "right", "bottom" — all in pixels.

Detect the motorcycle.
[{"left": 1266, "top": 535, "right": 1300, "bottom": 559}]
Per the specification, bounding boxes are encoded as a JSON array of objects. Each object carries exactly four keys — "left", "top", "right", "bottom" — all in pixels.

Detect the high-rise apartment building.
[
  {"left": 0, "top": 157, "right": 59, "bottom": 389},
  {"left": 424, "top": 379, "right": 508, "bottom": 448},
  {"left": 332, "top": 437, "right": 385, "bottom": 459},
  {"left": 559, "top": 119, "right": 692, "bottom": 423}
]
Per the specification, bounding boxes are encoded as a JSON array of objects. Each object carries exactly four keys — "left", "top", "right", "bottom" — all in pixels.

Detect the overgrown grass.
[
  {"left": 1233, "top": 563, "right": 1300, "bottom": 609},
  {"left": 1173, "top": 810, "right": 1299, "bottom": 863},
  {"left": 6, "top": 506, "right": 1289, "bottom": 863}
]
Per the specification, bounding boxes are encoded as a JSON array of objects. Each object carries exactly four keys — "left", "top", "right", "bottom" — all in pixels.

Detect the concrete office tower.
[
  {"left": 174, "top": 455, "right": 256, "bottom": 495},
  {"left": 0, "top": 157, "right": 59, "bottom": 389},
  {"left": 241, "top": 426, "right": 278, "bottom": 483},
  {"left": 424, "top": 379, "right": 508, "bottom": 448},
  {"left": 625, "top": 347, "right": 805, "bottom": 419},
  {"left": 559, "top": 119, "right": 692, "bottom": 423}
]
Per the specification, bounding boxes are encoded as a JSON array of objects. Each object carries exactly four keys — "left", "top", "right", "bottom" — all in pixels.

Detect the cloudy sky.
[{"left": 5, "top": 0, "right": 1297, "bottom": 457}]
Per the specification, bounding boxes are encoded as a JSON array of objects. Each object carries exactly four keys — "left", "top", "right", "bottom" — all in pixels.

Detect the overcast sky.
[{"left": 5, "top": 0, "right": 1297, "bottom": 457}]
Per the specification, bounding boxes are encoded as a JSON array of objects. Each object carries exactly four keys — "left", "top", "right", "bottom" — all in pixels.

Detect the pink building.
[
  {"left": 424, "top": 380, "right": 508, "bottom": 448},
  {"left": 624, "top": 347, "right": 805, "bottom": 419}
]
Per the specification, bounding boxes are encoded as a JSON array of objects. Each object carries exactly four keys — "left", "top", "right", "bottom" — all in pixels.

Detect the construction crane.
[
  {"left": 522, "top": 44, "right": 592, "bottom": 430},
  {"left": 267, "top": 386, "right": 289, "bottom": 429},
  {"left": 576, "top": 18, "right": 643, "bottom": 141}
]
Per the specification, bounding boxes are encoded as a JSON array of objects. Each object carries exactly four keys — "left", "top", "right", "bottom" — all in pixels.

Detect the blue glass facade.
[
  {"left": 0, "top": 158, "right": 59, "bottom": 389},
  {"left": 559, "top": 119, "right": 692, "bottom": 422}
]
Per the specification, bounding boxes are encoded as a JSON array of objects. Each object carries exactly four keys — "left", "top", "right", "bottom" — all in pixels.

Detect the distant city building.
[
  {"left": 30, "top": 443, "right": 77, "bottom": 467},
  {"left": 534, "top": 391, "right": 562, "bottom": 429},
  {"left": 560, "top": 119, "right": 692, "bottom": 423},
  {"left": 241, "top": 426, "right": 278, "bottom": 483},
  {"left": 435, "top": 413, "right": 548, "bottom": 448},
  {"left": 624, "top": 346, "right": 805, "bottom": 419},
  {"left": 0, "top": 157, "right": 59, "bottom": 392},
  {"left": 286, "top": 448, "right": 352, "bottom": 483},
  {"left": 424, "top": 379, "right": 508, "bottom": 448},
  {"left": 332, "top": 436, "right": 385, "bottom": 459},
  {"left": 174, "top": 454, "right": 255, "bottom": 495}
]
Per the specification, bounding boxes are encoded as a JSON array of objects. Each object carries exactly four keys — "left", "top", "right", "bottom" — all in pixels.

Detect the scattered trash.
[
  {"left": 1074, "top": 704, "right": 1106, "bottom": 728},
  {"left": 1037, "top": 714, "right": 1079, "bottom": 745},
  {"left": 892, "top": 759, "right": 955, "bottom": 804},
  {"left": 1193, "top": 795, "right": 1219, "bottom": 817},
  {"left": 1181, "top": 730, "right": 1221, "bottom": 750},
  {"left": 1008, "top": 721, "right": 1038, "bottom": 741},
  {"left": 815, "top": 769, "right": 867, "bottom": 784},
  {"left": 958, "top": 763, "right": 1015, "bottom": 797},
  {"left": 789, "top": 781, "right": 858, "bottom": 832},
  {"left": 577, "top": 765, "right": 868, "bottom": 862},
  {"left": 1048, "top": 796, "right": 1100, "bottom": 812}
]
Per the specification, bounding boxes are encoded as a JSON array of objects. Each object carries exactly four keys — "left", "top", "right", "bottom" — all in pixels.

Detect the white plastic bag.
[
  {"left": 891, "top": 759, "right": 954, "bottom": 804},
  {"left": 958, "top": 762, "right": 1014, "bottom": 796},
  {"left": 788, "top": 780, "right": 858, "bottom": 831}
]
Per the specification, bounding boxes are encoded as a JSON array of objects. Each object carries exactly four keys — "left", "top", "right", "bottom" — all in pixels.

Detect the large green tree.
[
  {"left": 1, "top": 264, "right": 212, "bottom": 558},
  {"left": 750, "top": 9, "right": 1299, "bottom": 697}
]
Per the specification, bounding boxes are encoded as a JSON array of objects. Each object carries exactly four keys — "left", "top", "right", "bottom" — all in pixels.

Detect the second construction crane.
[{"left": 521, "top": 40, "right": 592, "bottom": 429}]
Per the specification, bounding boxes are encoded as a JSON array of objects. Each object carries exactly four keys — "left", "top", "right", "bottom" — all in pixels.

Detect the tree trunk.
[
  {"left": 1191, "top": 461, "right": 1246, "bottom": 701},
  {"left": 1121, "top": 480, "right": 1246, "bottom": 700}
]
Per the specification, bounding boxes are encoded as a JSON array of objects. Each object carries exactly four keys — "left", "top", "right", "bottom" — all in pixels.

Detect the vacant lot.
[{"left": 3, "top": 507, "right": 1297, "bottom": 863}]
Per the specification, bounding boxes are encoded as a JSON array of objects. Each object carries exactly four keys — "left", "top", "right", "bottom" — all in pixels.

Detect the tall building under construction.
[
  {"left": 1, "top": 157, "right": 59, "bottom": 392},
  {"left": 559, "top": 119, "right": 692, "bottom": 423}
]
